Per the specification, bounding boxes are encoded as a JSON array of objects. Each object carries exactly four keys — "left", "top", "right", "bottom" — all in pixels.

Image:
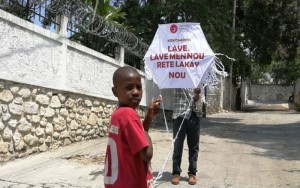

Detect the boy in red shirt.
[{"left": 104, "top": 66, "right": 161, "bottom": 188}]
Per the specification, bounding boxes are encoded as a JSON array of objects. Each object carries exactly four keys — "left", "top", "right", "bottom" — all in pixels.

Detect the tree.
[
  {"left": 69, "top": 0, "right": 127, "bottom": 56},
  {"left": 119, "top": 0, "right": 165, "bottom": 44},
  {"left": 271, "top": 47, "right": 300, "bottom": 84},
  {"left": 120, "top": 0, "right": 246, "bottom": 78},
  {"left": 237, "top": 0, "right": 299, "bottom": 83}
]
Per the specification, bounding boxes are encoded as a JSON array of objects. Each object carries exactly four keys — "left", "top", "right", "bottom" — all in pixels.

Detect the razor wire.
[
  {"left": 0, "top": 0, "right": 149, "bottom": 58},
  {"left": 47, "top": 0, "right": 149, "bottom": 57}
]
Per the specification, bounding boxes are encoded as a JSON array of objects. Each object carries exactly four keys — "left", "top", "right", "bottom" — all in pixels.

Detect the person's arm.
[
  {"left": 143, "top": 98, "right": 161, "bottom": 132},
  {"left": 139, "top": 131, "right": 153, "bottom": 162},
  {"left": 193, "top": 88, "right": 201, "bottom": 102},
  {"left": 139, "top": 98, "right": 161, "bottom": 162}
]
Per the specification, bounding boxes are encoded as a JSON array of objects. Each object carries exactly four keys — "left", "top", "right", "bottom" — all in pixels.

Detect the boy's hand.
[
  {"left": 148, "top": 98, "right": 162, "bottom": 118},
  {"left": 143, "top": 97, "right": 162, "bottom": 131},
  {"left": 193, "top": 88, "right": 201, "bottom": 102}
]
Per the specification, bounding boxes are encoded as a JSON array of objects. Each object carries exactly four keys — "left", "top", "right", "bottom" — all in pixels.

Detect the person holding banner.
[
  {"left": 104, "top": 66, "right": 161, "bottom": 188},
  {"left": 171, "top": 88, "right": 201, "bottom": 185}
]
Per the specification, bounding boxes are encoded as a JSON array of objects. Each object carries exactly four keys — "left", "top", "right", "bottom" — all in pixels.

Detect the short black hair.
[{"left": 113, "top": 66, "right": 140, "bottom": 87}]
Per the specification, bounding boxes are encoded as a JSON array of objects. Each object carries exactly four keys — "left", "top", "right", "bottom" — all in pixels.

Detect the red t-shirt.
[{"left": 104, "top": 107, "right": 152, "bottom": 188}]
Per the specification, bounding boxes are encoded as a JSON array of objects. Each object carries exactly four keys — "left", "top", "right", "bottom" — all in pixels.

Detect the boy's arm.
[
  {"left": 139, "top": 131, "right": 153, "bottom": 162},
  {"left": 143, "top": 98, "right": 161, "bottom": 132},
  {"left": 139, "top": 98, "right": 160, "bottom": 162}
]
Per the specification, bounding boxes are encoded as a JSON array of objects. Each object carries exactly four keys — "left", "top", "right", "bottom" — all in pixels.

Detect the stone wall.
[
  {"left": 249, "top": 84, "right": 294, "bottom": 101},
  {"left": 205, "top": 76, "right": 232, "bottom": 114},
  {"left": 0, "top": 79, "right": 173, "bottom": 162},
  {"left": 206, "top": 93, "right": 222, "bottom": 114},
  {"left": 0, "top": 80, "right": 109, "bottom": 161}
]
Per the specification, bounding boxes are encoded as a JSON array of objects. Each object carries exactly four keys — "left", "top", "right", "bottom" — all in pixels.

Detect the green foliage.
[
  {"left": 235, "top": 0, "right": 299, "bottom": 83},
  {"left": 238, "top": 0, "right": 299, "bottom": 64},
  {"left": 119, "top": 0, "right": 299, "bottom": 84},
  {"left": 69, "top": 0, "right": 126, "bottom": 56},
  {"left": 119, "top": 0, "right": 165, "bottom": 44},
  {"left": 121, "top": 0, "right": 235, "bottom": 65},
  {"left": 120, "top": 0, "right": 255, "bottom": 83},
  {"left": 248, "top": 62, "right": 272, "bottom": 84},
  {"left": 87, "top": 0, "right": 126, "bottom": 21},
  {"left": 271, "top": 47, "right": 300, "bottom": 84}
]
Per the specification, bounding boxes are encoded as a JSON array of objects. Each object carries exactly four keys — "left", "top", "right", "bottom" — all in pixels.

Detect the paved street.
[{"left": 0, "top": 108, "right": 299, "bottom": 188}]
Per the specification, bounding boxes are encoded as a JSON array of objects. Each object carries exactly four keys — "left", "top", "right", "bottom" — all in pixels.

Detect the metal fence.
[
  {"left": 124, "top": 50, "right": 144, "bottom": 71},
  {"left": 0, "top": 0, "right": 60, "bottom": 31}
]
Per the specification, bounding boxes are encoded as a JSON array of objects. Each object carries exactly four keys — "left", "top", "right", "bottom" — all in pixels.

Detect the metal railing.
[
  {"left": 124, "top": 50, "right": 144, "bottom": 71},
  {"left": 0, "top": 0, "right": 60, "bottom": 31}
]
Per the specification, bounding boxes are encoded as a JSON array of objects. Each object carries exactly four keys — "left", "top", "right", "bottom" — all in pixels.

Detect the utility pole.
[{"left": 229, "top": 0, "right": 237, "bottom": 111}]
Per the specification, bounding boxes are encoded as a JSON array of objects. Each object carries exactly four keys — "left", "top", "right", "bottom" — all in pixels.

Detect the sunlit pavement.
[{"left": 0, "top": 108, "right": 299, "bottom": 188}]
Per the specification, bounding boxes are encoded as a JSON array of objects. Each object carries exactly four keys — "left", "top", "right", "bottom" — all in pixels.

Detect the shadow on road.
[{"left": 200, "top": 110, "right": 300, "bottom": 161}]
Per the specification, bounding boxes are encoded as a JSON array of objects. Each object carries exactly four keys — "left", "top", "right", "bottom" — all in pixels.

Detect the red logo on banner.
[{"left": 170, "top": 24, "right": 178, "bottom": 33}]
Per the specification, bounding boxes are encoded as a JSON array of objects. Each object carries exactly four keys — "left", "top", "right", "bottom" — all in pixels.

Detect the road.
[{"left": 0, "top": 108, "right": 299, "bottom": 188}]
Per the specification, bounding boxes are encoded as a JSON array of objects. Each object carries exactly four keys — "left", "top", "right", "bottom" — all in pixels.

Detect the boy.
[{"left": 104, "top": 66, "right": 161, "bottom": 188}]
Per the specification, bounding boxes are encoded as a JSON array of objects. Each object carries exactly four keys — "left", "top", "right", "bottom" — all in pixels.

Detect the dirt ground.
[{"left": 0, "top": 107, "right": 299, "bottom": 188}]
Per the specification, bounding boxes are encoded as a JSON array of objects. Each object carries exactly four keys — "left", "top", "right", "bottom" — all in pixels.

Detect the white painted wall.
[{"left": 0, "top": 9, "right": 172, "bottom": 109}]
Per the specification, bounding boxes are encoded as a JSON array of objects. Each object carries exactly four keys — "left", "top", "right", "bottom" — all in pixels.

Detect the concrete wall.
[
  {"left": 294, "top": 79, "right": 300, "bottom": 105},
  {"left": 0, "top": 10, "right": 173, "bottom": 108},
  {"left": 249, "top": 84, "right": 294, "bottom": 101},
  {"left": 0, "top": 10, "right": 173, "bottom": 162}
]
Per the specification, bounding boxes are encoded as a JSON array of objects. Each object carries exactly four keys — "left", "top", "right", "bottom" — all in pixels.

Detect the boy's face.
[{"left": 112, "top": 71, "right": 143, "bottom": 109}]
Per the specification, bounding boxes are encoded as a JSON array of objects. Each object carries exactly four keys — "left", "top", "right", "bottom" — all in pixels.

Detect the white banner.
[{"left": 144, "top": 22, "right": 225, "bottom": 89}]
